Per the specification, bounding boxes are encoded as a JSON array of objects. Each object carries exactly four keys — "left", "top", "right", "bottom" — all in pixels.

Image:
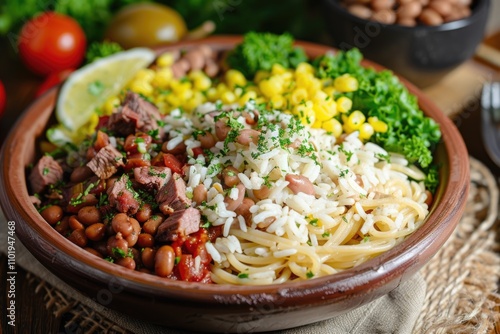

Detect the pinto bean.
[
  {"left": 424, "top": 190, "right": 433, "bottom": 207},
  {"left": 257, "top": 217, "right": 276, "bottom": 229},
  {"left": 348, "top": 3, "right": 373, "bottom": 18},
  {"left": 40, "top": 205, "right": 63, "bottom": 225},
  {"left": 107, "top": 233, "right": 129, "bottom": 257},
  {"left": 137, "top": 233, "right": 155, "bottom": 248},
  {"left": 372, "top": 9, "right": 397, "bottom": 24},
  {"left": 253, "top": 185, "right": 271, "bottom": 200},
  {"left": 203, "top": 59, "right": 219, "bottom": 78},
  {"left": 141, "top": 247, "right": 156, "bottom": 270},
  {"left": 193, "top": 184, "right": 208, "bottom": 204},
  {"left": 69, "top": 215, "right": 85, "bottom": 230},
  {"left": 224, "top": 183, "right": 246, "bottom": 212},
  {"left": 236, "top": 129, "right": 260, "bottom": 146},
  {"left": 397, "top": 1, "right": 422, "bottom": 18},
  {"left": 93, "top": 241, "right": 108, "bottom": 257},
  {"left": 155, "top": 245, "right": 176, "bottom": 277},
  {"left": 85, "top": 223, "right": 106, "bottom": 241},
  {"left": 70, "top": 166, "right": 94, "bottom": 183},
  {"left": 136, "top": 203, "right": 152, "bottom": 223},
  {"left": 78, "top": 206, "right": 101, "bottom": 226},
  {"left": 68, "top": 229, "right": 87, "bottom": 247},
  {"left": 142, "top": 214, "right": 164, "bottom": 235},
  {"left": 419, "top": 8, "right": 443, "bottom": 25},
  {"left": 111, "top": 213, "right": 134, "bottom": 237},
  {"left": 285, "top": 174, "right": 315, "bottom": 196},
  {"left": 222, "top": 166, "right": 240, "bottom": 188},
  {"left": 55, "top": 216, "right": 70, "bottom": 235},
  {"left": 197, "top": 131, "right": 217, "bottom": 149},
  {"left": 125, "top": 217, "right": 141, "bottom": 247},
  {"left": 371, "top": 0, "right": 395, "bottom": 10},
  {"left": 235, "top": 197, "right": 255, "bottom": 223},
  {"left": 116, "top": 257, "right": 136, "bottom": 270},
  {"left": 184, "top": 49, "right": 206, "bottom": 71},
  {"left": 215, "top": 119, "right": 230, "bottom": 141}
]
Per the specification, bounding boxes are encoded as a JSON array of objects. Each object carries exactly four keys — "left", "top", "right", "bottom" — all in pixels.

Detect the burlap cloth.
[{"left": 1, "top": 157, "right": 499, "bottom": 334}]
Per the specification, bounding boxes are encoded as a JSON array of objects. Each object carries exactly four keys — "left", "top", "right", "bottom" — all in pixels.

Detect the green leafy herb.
[
  {"left": 306, "top": 271, "right": 314, "bottom": 278},
  {"left": 42, "top": 167, "right": 50, "bottom": 175},
  {"left": 227, "top": 32, "right": 307, "bottom": 79},
  {"left": 85, "top": 41, "right": 123, "bottom": 64},
  {"left": 112, "top": 247, "right": 126, "bottom": 258},
  {"left": 313, "top": 48, "right": 441, "bottom": 190},
  {"left": 238, "top": 273, "right": 249, "bottom": 279}
]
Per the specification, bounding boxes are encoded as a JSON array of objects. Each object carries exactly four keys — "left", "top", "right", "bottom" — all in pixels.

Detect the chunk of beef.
[
  {"left": 107, "top": 92, "right": 163, "bottom": 137},
  {"left": 156, "top": 208, "right": 200, "bottom": 243},
  {"left": 133, "top": 166, "right": 171, "bottom": 191},
  {"left": 156, "top": 173, "right": 191, "bottom": 215},
  {"left": 107, "top": 174, "right": 140, "bottom": 215},
  {"left": 123, "top": 91, "right": 162, "bottom": 134},
  {"left": 29, "top": 155, "right": 64, "bottom": 193},
  {"left": 87, "top": 144, "right": 124, "bottom": 179}
]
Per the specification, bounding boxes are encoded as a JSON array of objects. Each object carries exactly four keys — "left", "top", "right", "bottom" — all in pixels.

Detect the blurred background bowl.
[{"left": 321, "top": 0, "right": 490, "bottom": 87}]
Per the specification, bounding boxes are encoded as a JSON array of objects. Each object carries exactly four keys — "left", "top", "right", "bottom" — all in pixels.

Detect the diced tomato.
[
  {"left": 151, "top": 152, "right": 166, "bottom": 167},
  {"left": 124, "top": 133, "right": 152, "bottom": 154},
  {"left": 177, "top": 254, "right": 208, "bottom": 282},
  {"left": 125, "top": 153, "right": 151, "bottom": 170},
  {"left": 207, "top": 225, "right": 223, "bottom": 243},
  {"left": 163, "top": 153, "right": 183, "bottom": 175},
  {"left": 93, "top": 130, "right": 110, "bottom": 151},
  {"left": 192, "top": 146, "right": 204, "bottom": 158}
]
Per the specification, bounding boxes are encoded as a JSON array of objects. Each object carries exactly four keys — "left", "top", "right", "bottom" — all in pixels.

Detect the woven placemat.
[{"left": 21, "top": 157, "right": 500, "bottom": 333}]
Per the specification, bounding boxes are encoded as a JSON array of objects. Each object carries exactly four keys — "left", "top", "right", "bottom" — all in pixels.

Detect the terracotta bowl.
[{"left": 0, "top": 36, "right": 469, "bottom": 333}]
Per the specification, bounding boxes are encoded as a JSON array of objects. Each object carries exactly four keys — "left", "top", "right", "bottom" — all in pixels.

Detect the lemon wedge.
[{"left": 56, "top": 48, "right": 156, "bottom": 132}]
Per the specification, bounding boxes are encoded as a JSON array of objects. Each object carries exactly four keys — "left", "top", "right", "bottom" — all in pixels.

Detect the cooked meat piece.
[
  {"left": 86, "top": 144, "right": 124, "bottom": 179},
  {"left": 107, "top": 174, "right": 140, "bottom": 215},
  {"left": 133, "top": 166, "right": 171, "bottom": 191},
  {"left": 107, "top": 104, "right": 143, "bottom": 137},
  {"left": 156, "top": 173, "right": 191, "bottom": 215},
  {"left": 156, "top": 208, "right": 201, "bottom": 243},
  {"left": 29, "top": 155, "right": 64, "bottom": 193},
  {"left": 108, "top": 92, "right": 163, "bottom": 137}
]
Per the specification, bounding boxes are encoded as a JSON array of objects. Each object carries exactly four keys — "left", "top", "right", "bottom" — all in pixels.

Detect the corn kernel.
[
  {"left": 129, "top": 80, "right": 154, "bottom": 96},
  {"left": 254, "top": 70, "right": 269, "bottom": 83},
  {"left": 293, "top": 101, "right": 315, "bottom": 125},
  {"left": 290, "top": 88, "right": 308, "bottom": 105},
  {"left": 171, "top": 80, "right": 192, "bottom": 95},
  {"left": 296, "top": 62, "right": 314, "bottom": 74},
  {"left": 346, "top": 110, "right": 366, "bottom": 130},
  {"left": 312, "top": 119, "right": 323, "bottom": 129},
  {"left": 278, "top": 71, "right": 293, "bottom": 82},
  {"left": 334, "top": 74, "right": 358, "bottom": 93},
  {"left": 193, "top": 75, "right": 212, "bottom": 91},
  {"left": 336, "top": 96, "right": 353, "bottom": 113},
  {"left": 134, "top": 68, "right": 155, "bottom": 83},
  {"left": 220, "top": 91, "right": 236, "bottom": 104},
  {"left": 358, "top": 123, "right": 374, "bottom": 140},
  {"left": 152, "top": 68, "right": 173, "bottom": 88},
  {"left": 269, "top": 95, "right": 286, "bottom": 109},
  {"left": 295, "top": 72, "right": 314, "bottom": 89},
  {"left": 157, "top": 52, "right": 175, "bottom": 67},
  {"left": 306, "top": 78, "right": 322, "bottom": 96},
  {"left": 188, "top": 70, "right": 205, "bottom": 80},
  {"left": 368, "top": 116, "right": 388, "bottom": 133},
  {"left": 323, "top": 86, "right": 336, "bottom": 97},
  {"left": 206, "top": 87, "right": 218, "bottom": 101},
  {"left": 216, "top": 83, "right": 229, "bottom": 94},
  {"left": 102, "top": 96, "right": 120, "bottom": 115},
  {"left": 313, "top": 102, "right": 337, "bottom": 122},
  {"left": 166, "top": 93, "right": 181, "bottom": 108},
  {"left": 271, "top": 63, "right": 287, "bottom": 75},
  {"left": 259, "top": 77, "right": 284, "bottom": 98},
  {"left": 322, "top": 118, "right": 343, "bottom": 137},
  {"left": 226, "top": 69, "right": 247, "bottom": 89},
  {"left": 239, "top": 91, "right": 258, "bottom": 106}
]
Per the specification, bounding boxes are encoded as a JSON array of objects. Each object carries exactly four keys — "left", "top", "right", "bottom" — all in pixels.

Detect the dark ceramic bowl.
[
  {"left": 0, "top": 36, "right": 469, "bottom": 333},
  {"left": 321, "top": 0, "right": 490, "bottom": 88}
]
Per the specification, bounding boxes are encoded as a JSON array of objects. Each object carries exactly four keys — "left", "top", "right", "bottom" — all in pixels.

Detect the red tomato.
[
  {"left": 0, "top": 81, "right": 5, "bottom": 117},
  {"left": 35, "top": 68, "right": 74, "bottom": 97},
  {"left": 18, "top": 12, "right": 86, "bottom": 76},
  {"left": 163, "top": 153, "right": 184, "bottom": 175}
]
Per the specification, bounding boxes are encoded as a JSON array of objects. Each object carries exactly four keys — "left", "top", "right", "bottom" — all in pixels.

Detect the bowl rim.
[
  {"left": 0, "top": 35, "right": 470, "bottom": 304},
  {"left": 322, "top": 0, "right": 490, "bottom": 32}
]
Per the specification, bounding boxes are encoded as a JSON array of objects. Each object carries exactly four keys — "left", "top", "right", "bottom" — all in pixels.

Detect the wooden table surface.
[{"left": 1, "top": 30, "right": 500, "bottom": 333}]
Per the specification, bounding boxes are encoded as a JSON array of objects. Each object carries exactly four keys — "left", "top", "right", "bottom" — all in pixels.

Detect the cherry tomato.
[
  {"left": 0, "top": 81, "right": 5, "bottom": 117},
  {"left": 18, "top": 12, "right": 86, "bottom": 76},
  {"left": 35, "top": 68, "right": 74, "bottom": 97},
  {"left": 104, "top": 3, "right": 187, "bottom": 49}
]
